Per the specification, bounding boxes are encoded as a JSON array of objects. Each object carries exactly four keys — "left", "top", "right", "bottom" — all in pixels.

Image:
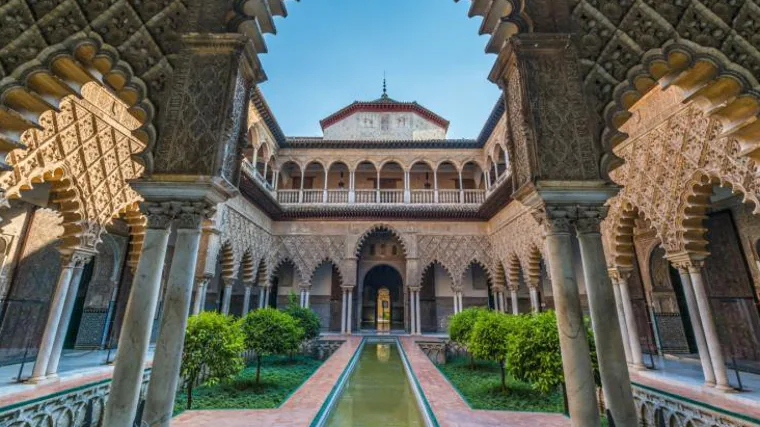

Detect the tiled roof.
[{"left": 319, "top": 96, "right": 450, "bottom": 130}]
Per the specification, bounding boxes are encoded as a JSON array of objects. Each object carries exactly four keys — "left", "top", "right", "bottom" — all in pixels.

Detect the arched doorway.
[{"left": 362, "top": 265, "right": 404, "bottom": 331}]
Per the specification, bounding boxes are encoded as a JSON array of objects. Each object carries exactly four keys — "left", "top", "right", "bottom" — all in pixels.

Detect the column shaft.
[
  {"left": 259, "top": 287, "right": 265, "bottom": 309},
  {"left": 221, "top": 284, "right": 232, "bottom": 315},
  {"left": 676, "top": 268, "right": 716, "bottom": 385},
  {"left": 305, "top": 289, "right": 310, "bottom": 309},
  {"left": 192, "top": 279, "right": 205, "bottom": 315},
  {"left": 619, "top": 276, "right": 644, "bottom": 369},
  {"left": 242, "top": 286, "right": 252, "bottom": 315},
  {"left": 529, "top": 288, "right": 540, "bottom": 313},
  {"left": 545, "top": 228, "right": 600, "bottom": 426},
  {"left": 415, "top": 291, "right": 421, "bottom": 335},
  {"left": 103, "top": 227, "right": 171, "bottom": 427},
  {"left": 341, "top": 290, "right": 347, "bottom": 334},
  {"left": 611, "top": 279, "right": 633, "bottom": 364},
  {"left": 511, "top": 290, "right": 519, "bottom": 314},
  {"left": 30, "top": 257, "right": 77, "bottom": 381},
  {"left": 347, "top": 290, "right": 353, "bottom": 335},
  {"left": 577, "top": 228, "right": 637, "bottom": 426},
  {"left": 46, "top": 260, "right": 89, "bottom": 376},
  {"left": 409, "top": 290, "right": 415, "bottom": 334},
  {"left": 144, "top": 227, "right": 203, "bottom": 427},
  {"left": 688, "top": 266, "right": 730, "bottom": 390}
]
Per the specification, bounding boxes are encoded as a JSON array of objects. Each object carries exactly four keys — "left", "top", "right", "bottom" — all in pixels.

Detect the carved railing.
[
  {"left": 438, "top": 189, "right": 460, "bottom": 203},
  {"left": 278, "top": 190, "right": 299, "bottom": 204},
  {"left": 463, "top": 189, "right": 485, "bottom": 204},
  {"left": 326, "top": 189, "right": 349, "bottom": 203},
  {"left": 355, "top": 189, "right": 377, "bottom": 204},
  {"left": 302, "top": 189, "right": 323, "bottom": 204},
  {"left": 410, "top": 189, "right": 434, "bottom": 204},
  {"left": 0, "top": 371, "right": 151, "bottom": 427},
  {"left": 379, "top": 189, "right": 404, "bottom": 204}
]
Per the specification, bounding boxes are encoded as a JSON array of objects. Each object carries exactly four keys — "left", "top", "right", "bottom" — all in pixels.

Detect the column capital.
[
  {"left": 340, "top": 285, "right": 355, "bottom": 292},
  {"left": 607, "top": 266, "right": 633, "bottom": 283},
  {"left": 667, "top": 252, "right": 706, "bottom": 273},
  {"left": 492, "top": 284, "right": 507, "bottom": 293},
  {"left": 61, "top": 249, "right": 96, "bottom": 268},
  {"left": 408, "top": 286, "right": 422, "bottom": 293},
  {"left": 532, "top": 204, "right": 576, "bottom": 235},
  {"left": 573, "top": 205, "right": 609, "bottom": 235}
]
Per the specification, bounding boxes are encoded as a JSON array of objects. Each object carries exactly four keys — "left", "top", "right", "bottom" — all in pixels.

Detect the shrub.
[
  {"left": 506, "top": 310, "right": 599, "bottom": 394},
  {"left": 448, "top": 307, "right": 484, "bottom": 368},
  {"left": 181, "top": 312, "right": 245, "bottom": 409},
  {"left": 242, "top": 308, "right": 304, "bottom": 383},
  {"left": 468, "top": 310, "right": 512, "bottom": 391},
  {"left": 285, "top": 296, "right": 321, "bottom": 341}
]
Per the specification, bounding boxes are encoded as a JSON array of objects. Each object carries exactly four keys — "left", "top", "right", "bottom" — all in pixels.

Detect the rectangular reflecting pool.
[{"left": 324, "top": 340, "right": 426, "bottom": 427}]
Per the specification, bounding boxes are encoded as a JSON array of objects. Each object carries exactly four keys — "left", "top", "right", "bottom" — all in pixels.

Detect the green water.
[{"left": 325, "top": 341, "right": 425, "bottom": 427}]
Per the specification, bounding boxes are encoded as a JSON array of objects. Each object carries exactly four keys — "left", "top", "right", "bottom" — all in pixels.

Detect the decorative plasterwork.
[
  {"left": 632, "top": 386, "right": 755, "bottom": 427},
  {"left": 416, "top": 235, "right": 495, "bottom": 288},
  {"left": 489, "top": 200, "right": 545, "bottom": 285},
  {"left": 354, "top": 223, "right": 412, "bottom": 258},
  {"left": 266, "top": 235, "right": 346, "bottom": 285},
  {"left": 604, "top": 84, "right": 760, "bottom": 262},
  {"left": 0, "top": 83, "right": 146, "bottom": 250}
]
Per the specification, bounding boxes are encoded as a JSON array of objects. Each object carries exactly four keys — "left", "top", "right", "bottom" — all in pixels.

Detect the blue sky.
[{"left": 258, "top": 0, "right": 501, "bottom": 139}]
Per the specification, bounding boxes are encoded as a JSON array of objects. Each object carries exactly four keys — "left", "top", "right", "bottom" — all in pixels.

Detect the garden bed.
[
  {"left": 173, "top": 354, "right": 323, "bottom": 415},
  {"left": 437, "top": 357, "right": 565, "bottom": 413}
]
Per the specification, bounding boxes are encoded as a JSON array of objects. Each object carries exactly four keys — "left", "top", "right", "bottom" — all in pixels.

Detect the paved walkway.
[
  {"left": 399, "top": 337, "right": 570, "bottom": 427},
  {"left": 172, "top": 337, "right": 363, "bottom": 427},
  {"left": 631, "top": 355, "right": 760, "bottom": 420}
]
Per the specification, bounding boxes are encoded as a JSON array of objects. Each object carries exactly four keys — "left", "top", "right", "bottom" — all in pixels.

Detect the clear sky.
[{"left": 258, "top": 0, "right": 501, "bottom": 139}]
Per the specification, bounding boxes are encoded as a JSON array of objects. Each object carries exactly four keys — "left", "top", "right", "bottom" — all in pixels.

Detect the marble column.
[
  {"left": 305, "top": 288, "right": 311, "bottom": 309},
  {"left": 264, "top": 286, "right": 271, "bottom": 308},
  {"left": 672, "top": 263, "right": 716, "bottom": 385},
  {"left": 458, "top": 292, "right": 464, "bottom": 312},
  {"left": 618, "top": 270, "right": 645, "bottom": 370},
  {"left": 511, "top": 289, "right": 519, "bottom": 315},
  {"left": 30, "top": 251, "right": 91, "bottom": 382},
  {"left": 192, "top": 277, "right": 207, "bottom": 315},
  {"left": 687, "top": 261, "right": 731, "bottom": 391},
  {"left": 242, "top": 285, "right": 252, "bottom": 315},
  {"left": 103, "top": 208, "right": 173, "bottom": 427},
  {"left": 609, "top": 272, "right": 633, "bottom": 364},
  {"left": 409, "top": 289, "right": 416, "bottom": 334},
  {"left": 347, "top": 289, "right": 353, "bottom": 335},
  {"left": 341, "top": 289, "right": 347, "bottom": 334},
  {"left": 259, "top": 287, "right": 266, "bottom": 309},
  {"left": 576, "top": 210, "right": 637, "bottom": 426},
  {"left": 46, "top": 251, "right": 94, "bottom": 377},
  {"left": 542, "top": 207, "right": 600, "bottom": 427},
  {"left": 529, "top": 287, "right": 540, "bottom": 313},
  {"left": 220, "top": 281, "right": 233, "bottom": 315},
  {"left": 415, "top": 289, "right": 422, "bottom": 335},
  {"left": 144, "top": 213, "right": 205, "bottom": 427}
]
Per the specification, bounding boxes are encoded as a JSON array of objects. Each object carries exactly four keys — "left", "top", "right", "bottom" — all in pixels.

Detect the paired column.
[
  {"left": 30, "top": 250, "right": 94, "bottom": 382},
  {"left": 408, "top": 287, "right": 417, "bottom": 335},
  {"left": 529, "top": 287, "right": 540, "bottom": 313},
  {"left": 220, "top": 278, "right": 233, "bottom": 315},
  {"left": 341, "top": 288, "right": 348, "bottom": 334},
  {"left": 609, "top": 271, "right": 633, "bottom": 365},
  {"left": 539, "top": 206, "right": 601, "bottom": 427},
  {"left": 192, "top": 276, "right": 209, "bottom": 315},
  {"left": 259, "top": 286, "right": 266, "bottom": 309},
  {"left": 617, "top": 270, "right": 645, "bottom": 369},
  {"left": 510, "top": 289, "right": 519, "bottom": 314},
  {"left": 103, "top": 204, "right": 175, "bottom": 426},
  {"left": 340, "top": 286, "right": 354, "bottom": 335},
  {"left": 242, "top": 285, "right": 252, "bottom": 315},
  {"left": 143, "top": 208, "right": 207, "bottom": 427},
  {"left": 575, "top": 207, "right": 637, "bottom": 426},
  {"left": 671, "top": 260, "right": 716, "bottom": 386}
]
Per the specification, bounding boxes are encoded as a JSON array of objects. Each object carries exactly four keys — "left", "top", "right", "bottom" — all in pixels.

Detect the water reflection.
[{"left": 376, "top": 344, "right": 390, "bottom": 362}]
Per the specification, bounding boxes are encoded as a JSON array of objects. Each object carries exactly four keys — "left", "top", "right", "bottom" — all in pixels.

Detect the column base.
[
  {"left": 27, "top": 374, "right": 54, "bottom": 384},
  {"left": 628, "top": 363, "right": 646, "bottom": 371},
  {"left": 714, "top": 384, "right": 737, "bottom": 393}
]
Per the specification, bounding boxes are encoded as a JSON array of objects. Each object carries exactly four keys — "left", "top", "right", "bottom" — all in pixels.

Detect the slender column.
[
  {"left": 458, "top": 292, "right": 464, "bottom": 312},
  {"left": 273, "top": 171, "right": 279, "bottom": 192},
  {"left": 529, "top": 287, "right": 540, "bottom": 313},
  {"left": 265, "top": 286, "right": 271, "bottom": 308},
  {"left": 609, "top": 272, "right": 633, "bottom": 364},
  {"left": 298, "top": 170, "right": 305, "bottom": 203},
  {"left": 144, "top": 212, "right": 206, "bottom": 427},
  {"left": 323, "top": 169, "right": 328, "bottom": 203},
  {"left": 458, "top": 172, "right": 464, "bottom": 203},
  {"left": 347, "top": 289, "right": 353, "bottom": 335},
  {"left": 242, "top": 285, "right": 252, "bottom": 315},
  {"left": 376, "top": 170, "right": 380, "bottom": 202},
  {"left": 349, "top": 170, "right": 356, "bottom": 203},
  {"left": 541, "top": 207, "right": 600, "bottom": 427},
  {"left": 192, "top": 277, "right": 207, "bottom": 315},
  {"left": 409, "top": 289, "right": 416, "bottom": 334},
  {"left": 305, "top": 289, "right": 310, "bottom": 309},
  {"left": 415, "top": 290, "right": 422, "bottom": 335},
  {"left": 341, "top": 289, "right": 347, "bottom": 334},
  {"left": 46, "top": 252, "right": 93, "bottom": 376},
  {"left": 404, "top": 170, "right": 411, "bottom": 203},
  {"left": 30, "top": 251, "right": 90, "bottom": 381},
  {"left": 618, "top": 271, "right": 645, "bottom": 370},
  {"left": 433, "top": 170, "right": 439, "bottom": 203},
  {"left": 672, "top": 262, "right": 716, "bottom": 385},
  {"left": 511, "top": 289, "right": 519, "bottom": 314},
  {"left": 575, "top": 209, "right": 637, "bottom": 426},
  {"left": 103, "top": 207, "right": 174, "bottom": 427},
  {"left": 220, "top": 281, "right": 233, "bottom": 315},
  {"left": 687, "top": 261, "right": 731, "bottom": 391}
]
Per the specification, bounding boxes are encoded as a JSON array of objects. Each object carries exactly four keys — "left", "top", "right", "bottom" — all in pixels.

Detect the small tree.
[
  {"left": 506, "top": 310, "right": 599, "bottom": 394},
  {"left": 242, "top": 308, "right": 304, "bottom": 383},
  {"left": 448, "top": 307, "right": 483, "bottom": 367},
  {"left": 468, "top": 310, "right": 512, "bottom": 391},
  {"left": 180, "top": 312, "right": 245, "bottom": 409},
  {"left": 285, "top": 297, "right": 321, "bottom": 341}
]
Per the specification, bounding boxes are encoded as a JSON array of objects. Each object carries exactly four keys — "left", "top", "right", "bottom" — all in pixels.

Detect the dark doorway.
[
  {"left": 361, "top": 265, "right": 403, "bottom": 330},
  {"left": 64, "top": 261, "right": 95, "bottom": 349}
]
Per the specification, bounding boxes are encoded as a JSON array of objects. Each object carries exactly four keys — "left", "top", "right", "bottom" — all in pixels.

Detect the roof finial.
[{"left": 382, "top": 71, "right": 388, "bottom": 98}]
